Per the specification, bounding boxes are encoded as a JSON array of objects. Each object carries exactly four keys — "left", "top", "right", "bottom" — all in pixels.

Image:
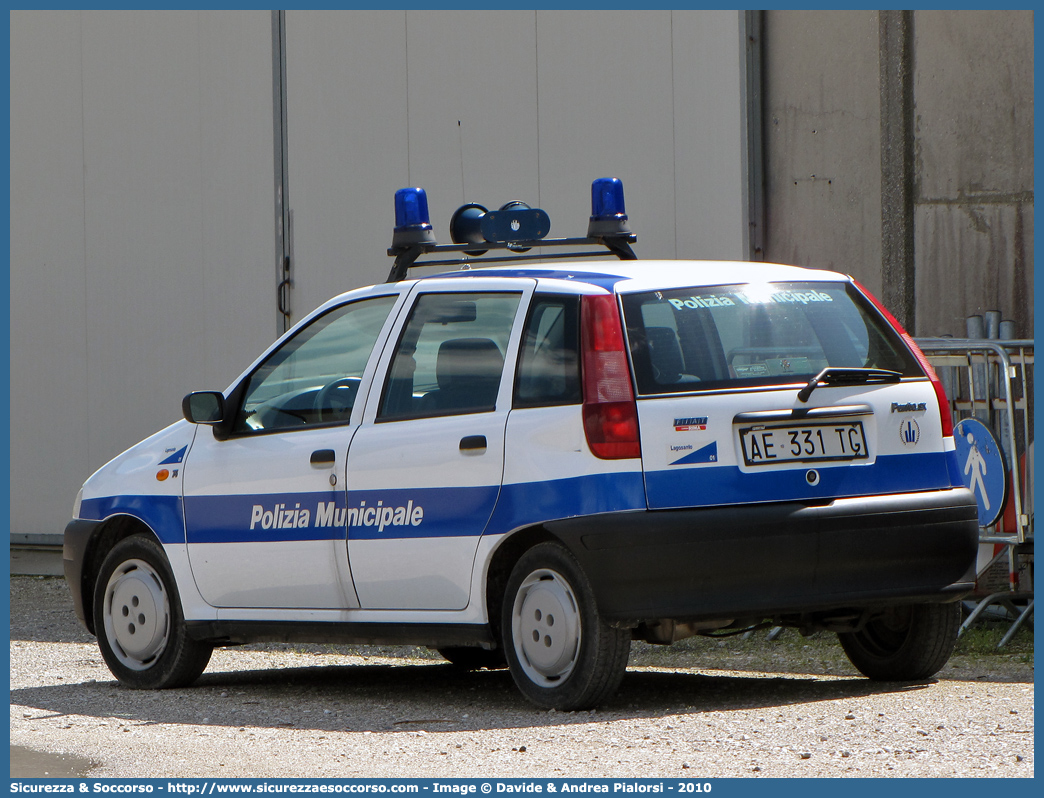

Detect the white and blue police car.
[{"left": 65, "top": 178, "right": 979, "bottom": 710}]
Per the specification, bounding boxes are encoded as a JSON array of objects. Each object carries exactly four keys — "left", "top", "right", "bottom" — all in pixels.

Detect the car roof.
[
  {"left": 313, "top": 259, "right": 853, "bottom": 317},
  {"left": 417, "top": 259, "right": 851, "bottom": 293}
]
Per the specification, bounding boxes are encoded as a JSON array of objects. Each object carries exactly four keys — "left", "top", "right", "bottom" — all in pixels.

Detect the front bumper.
[
  {"left": 63, "top": 518, "right": 101, "bottom": 631},
  {"left": 546, "top": 487, "right": 979, "bottom": 622}
]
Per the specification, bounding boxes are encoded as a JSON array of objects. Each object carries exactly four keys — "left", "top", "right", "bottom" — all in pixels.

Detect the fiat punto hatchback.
[{"left": 65, "top": 179, "right": 978, "bottom": 710}]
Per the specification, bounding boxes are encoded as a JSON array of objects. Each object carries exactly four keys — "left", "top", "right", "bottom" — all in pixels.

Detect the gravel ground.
[{"left": 10, "top": 576, "right": 1034, "bottom": 779}]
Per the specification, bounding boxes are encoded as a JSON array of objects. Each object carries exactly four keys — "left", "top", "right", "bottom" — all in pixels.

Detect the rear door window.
[
  {"left": 622, "top": 282, "right": 920, "bottom": 395},
  {"left": 377, "top": 291, "right": 522, "bottom": 420}
]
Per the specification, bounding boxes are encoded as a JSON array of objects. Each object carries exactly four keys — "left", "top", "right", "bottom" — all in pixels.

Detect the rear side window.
[
  {"left": 622, "top": 282, "right": 920, "bottom": 395},
  {"left": 513, "top": 295, "right": 581, "bottom": 408}
]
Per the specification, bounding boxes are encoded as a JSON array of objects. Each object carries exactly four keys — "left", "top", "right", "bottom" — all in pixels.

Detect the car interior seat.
[
  {"left": 421, "top": 338, "right": 504, "bottom": 413},
  {"left": 645, "top": 326, "right": 699, "bottom": 385}
]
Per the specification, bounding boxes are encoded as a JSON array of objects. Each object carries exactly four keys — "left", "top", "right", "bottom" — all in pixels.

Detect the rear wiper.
[{"left": 797, "top": 367, "right": 902, "bottom": 403}]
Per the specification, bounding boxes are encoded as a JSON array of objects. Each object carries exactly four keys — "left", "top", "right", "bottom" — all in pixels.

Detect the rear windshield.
[{"left": 621, "top": 282, "right": 921, "bottom": 395}]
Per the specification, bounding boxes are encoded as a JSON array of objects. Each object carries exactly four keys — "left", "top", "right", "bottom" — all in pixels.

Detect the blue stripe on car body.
[
  {"left": 81, "top": 471, "right": 647, "bottom": 546},
  {"left": 425, "top": 268, "right": 626, "bottom": 292},
  {"left": 78, "top": 495, "right": 185, "bottom": 545},
  {"left": 76, "top": 452, "right": 959, "bottom": 547},
  {"left": 644, "top": 451, "right": 961, "bottom": 509}
]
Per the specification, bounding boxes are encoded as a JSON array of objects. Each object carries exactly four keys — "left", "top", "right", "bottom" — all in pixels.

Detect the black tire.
[
  {"left": 93, "top": 535, "right": 213, "bottom": 689},
  {"left": 838, "top": 602, "right": 961, "bottom": 681},
  {"left": 436, "top": 646, "right": 507, "bottom": 670},
  {"left": 501, "top": 541, "right": 630, "bottom": 710}
]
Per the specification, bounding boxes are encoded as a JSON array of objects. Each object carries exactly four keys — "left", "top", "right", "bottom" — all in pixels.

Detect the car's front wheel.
[
  {"left": 501, "top": 541, "right": 629, "bottom": 710},
  {"left": 838, "top": 602, "right": 961, "bottom": 681},
  {"left": 94, "top": 535, "right": 213, "bottom": 689}
]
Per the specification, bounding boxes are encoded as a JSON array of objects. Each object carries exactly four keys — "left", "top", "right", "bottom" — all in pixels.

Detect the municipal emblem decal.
[{"left": 899, "top": 419, "right": 920, "bottom": 446}]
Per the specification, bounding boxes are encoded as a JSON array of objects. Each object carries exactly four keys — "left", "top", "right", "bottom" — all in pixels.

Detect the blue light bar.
[
  {"left": 391, "top": 187, "right": 437, "bottom": 251},
  {"left": 394, "top": 187, "right": 432, "bottom": 231},
  {"left": 591, "top": 177, "right": 627, "bottom": 219},
  {"left": 588, "top": 177, "right": 630, "bottom": 237}
]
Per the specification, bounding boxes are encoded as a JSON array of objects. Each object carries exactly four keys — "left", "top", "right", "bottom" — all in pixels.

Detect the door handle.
[
  {"left": 459, "top": 435, "right": 487, "bottom": 452},
  {"left": 310, "top": 449, "right": 336, "bottom": 466}
]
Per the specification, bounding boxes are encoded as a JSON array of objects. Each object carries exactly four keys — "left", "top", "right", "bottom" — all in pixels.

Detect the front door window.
[{"left": 235, "top": 295, "right": 397, "bottom": 433}]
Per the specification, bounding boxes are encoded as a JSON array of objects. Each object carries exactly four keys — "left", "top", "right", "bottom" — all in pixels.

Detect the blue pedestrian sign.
[{"left": 953, "top": 418, "right": 1008, "bottom": 528}]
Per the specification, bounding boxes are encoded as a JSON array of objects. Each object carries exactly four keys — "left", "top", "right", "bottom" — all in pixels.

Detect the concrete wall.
[
  {"left": 762, "top": 11, "right": 885, "bottom": 297},
  {"left": 762, "top": 9, "right": 1033, "bottom": 338},
  {"left": 913, "top": 10, "right": 1034, "bottom": 338}
]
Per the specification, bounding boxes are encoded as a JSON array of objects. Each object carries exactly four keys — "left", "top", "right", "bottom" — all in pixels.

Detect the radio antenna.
[{"left": 457, "top": 120, "right": 465, "bottom": 203}]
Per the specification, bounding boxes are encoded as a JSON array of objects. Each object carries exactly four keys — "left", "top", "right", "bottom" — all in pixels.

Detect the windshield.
[{"left": 621, "top": 281, "right": 921, "bottom": 395}]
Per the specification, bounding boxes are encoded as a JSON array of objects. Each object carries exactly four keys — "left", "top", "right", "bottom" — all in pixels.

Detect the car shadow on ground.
[{"left": 11, "top": 660, "right": 938, "bottom": 735}]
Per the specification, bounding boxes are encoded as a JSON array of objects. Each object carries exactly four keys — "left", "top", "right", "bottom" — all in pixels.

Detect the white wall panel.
[
  {"left": 10, "top": 11, "right": 90, "bottom": 539},
  {"left": 79, "top": 11, "right": 275, "bottom": 479},
  {"left": 283, "top": 10, "right": 543, "bottom": 317},
  {"left": 80, "top": 11, "right": 207, "bottom": 478},
  {"left": 10, "top": 10, "right": 274, "bottom": 541},
  {"left": 11, "top": 9, "right": 749, "bottom": 544},
  {"left": 404, "top": 11, "right": 540, "bottom": 240},
  {"left": 197, "top": 12, "right": 282, "bottom": 386},
  {"left": 282, "top": 9, "right": 748, "bottom": 314},
  {"left": 671, "top": 11, "right": 750, "bottom": 260},
  {"left": 535, "top": 11, "right": 678, "bottom": 257},
  {"left": 284, "top": 11, "right": 410, "bottom": 315}
]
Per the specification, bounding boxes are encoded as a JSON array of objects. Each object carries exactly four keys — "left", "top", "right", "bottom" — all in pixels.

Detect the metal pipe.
[
  {"left": 964, "top": 316, "right": 990, "bottom": 426},
  {"left": 985, "top": 310, "right": 1002, "bottom": 339},
  {"left": 915, "top": 338, "right": 1029, "bottom": 543},
  {"left": 983, "top": 311, "right": 1007, "bottom": 460},
  {"left": 966, "top": 315, "right": 985, "bottom": 339},
  {"left": 998, "top": 599, "right": 1034, "bottom": 648}
]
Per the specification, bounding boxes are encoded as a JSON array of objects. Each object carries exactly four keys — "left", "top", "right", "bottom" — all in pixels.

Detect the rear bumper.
[{"left": 546, "top": 487, "right": 979, "bottom": 622}]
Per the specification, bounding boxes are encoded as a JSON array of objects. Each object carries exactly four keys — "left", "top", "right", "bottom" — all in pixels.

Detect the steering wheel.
[{"left": 314, "top": 377, "right": 361, "bottom": 423}]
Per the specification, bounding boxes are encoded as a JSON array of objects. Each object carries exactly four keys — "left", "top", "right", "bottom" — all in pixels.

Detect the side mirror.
[{"left": 182, "top": 391, "right": 225, "bottom": 425}]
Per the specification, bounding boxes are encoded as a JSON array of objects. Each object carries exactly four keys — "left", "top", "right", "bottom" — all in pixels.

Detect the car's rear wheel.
[
  {"left": 502, "top": 541, "right": 629, "bottom": 710},
  {"left": 838, "top": 602, "right": 960, "bottom": 681},
  {"left": 94, "top": 535, "right": 212, "bottom": 689},
  {"left": 436, "top": 646, "right": 507, "bottom": 670}
]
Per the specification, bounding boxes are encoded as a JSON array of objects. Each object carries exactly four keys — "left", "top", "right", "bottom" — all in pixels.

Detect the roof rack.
[{"left": 386, "top": 177, "right": 637, "bottom": 282}]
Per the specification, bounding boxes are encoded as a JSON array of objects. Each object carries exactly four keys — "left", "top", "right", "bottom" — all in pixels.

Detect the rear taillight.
[
  {"left": 580, "top": 294, "right": 641, "bottom": 459},
  {"left": 852, "top": 280, "right": 954, "bottom": 438}
]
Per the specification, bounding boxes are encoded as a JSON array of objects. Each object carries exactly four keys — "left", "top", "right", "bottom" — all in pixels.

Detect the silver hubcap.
[
  {"left": 102, "top": 558, "right": 170, "bottom": 671},
  {"left": 511, "top": 568, "right": 581, "bottom": 686}
]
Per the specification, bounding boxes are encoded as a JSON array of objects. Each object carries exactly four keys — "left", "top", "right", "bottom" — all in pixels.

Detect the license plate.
[{"left": 739, "top": 421, "right": 869, "bottom": 466}]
